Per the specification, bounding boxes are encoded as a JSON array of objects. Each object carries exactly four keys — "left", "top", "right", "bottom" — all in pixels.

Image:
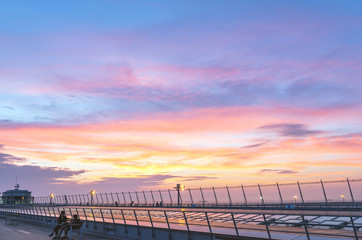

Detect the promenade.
[{"left": 0, "top": 218, "right": 112, "bottom": 240}]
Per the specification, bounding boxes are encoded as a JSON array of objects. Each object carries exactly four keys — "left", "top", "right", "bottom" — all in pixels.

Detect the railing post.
[
  {"left": 105, "top": 193, "right": 110, "bottom": 205},
  {"left": 100, "top": 193, "right": 105, "bottom": 205},
  {"left": 34, "top": 206, "right": 39, "bottom": 217},
  {"left": 110, "top": 193, "right": 115, "bottom": 205},
  {"left": 212, "top": 187, "right": 218, "bottom": 205},
  {"left": 143, "top": 191, "right": 147, "bottom": 205},
  {"left": 159, "top": 190, "right": 164, "bottom": 203},
  {"left": 121, "top": 209, "right": 127, "bottom": 234},
  {"left": 200, "top": 187, "right": 205, "bottom": 206},
  {"left": 121, "top": 209, "right": 127, "bottom": 225},
  {"left": 205, "top": 212, "right": 212, "bottom": 235},
  {"left": 95, "top": 193, "right": 100, "bottom": 205},
  {"left": 347, "top": 178, "right": 355, "bottom": 203},
  {"left": 188, "top": 188, "right": 194, "bottom": 205},
  {"left": 134, "top": 210, "right": 140, "bottom": 235},
  {"left": 168, "top": 189, "right": 173, "bottom": 205},
  {"left": 301, "top": 215, "right": 310, "bottom": 240},
  {"left": 116, "top": 192, "right": 121, "bottom": 205},
  {"left": 226, "top": 185, "right": 232, "bottom": 205},
  {"left": 42, "top": 206, "right": 47, "bottom": 217},
  {"left": 85, "top": 194, "right": 89, "bottom": 204},
  {"left": 148, "top": 210, "right": 155, "bottom": 237},
  {"left": 128, "top": 192, "right": 133, "bottom": 205},
  {"left": 258, "top": 184, "right": 264, "bottom": 205},
  {"left": 151, "top": 190, "right": 155, "bottom": 205},
  {"left": 100, "top": 208, "right": 105, "bottom": 223},
  {"left": 320, "top": 179, "right": 328, "bottom": 203},
  {"left": 183, "top": 211, "right": 190, "bottom": 232},
  {"left": 69, "top": 207, "right": 73, "bottom": 217},
  {"left": 297, "top": 181, "right": 304, "bottom": 203},
  {"left": 122, "top": 192, "right": 127, "bottom": 205},
  {"left": 82, "top": 208, "right": 88, "bottom": 222},
  {"left": 231, "top": 213, "right": 239, "bottom": 237},
  {"left": 90, "top": 208, "right": 96, "bottom": 222},
  {"left": 241, "top": 184, "right": 247, "bottom": 205},
  {"left": 164, "top": 211, "right": 170, "bottom": 229},
  {"left": 81, "top": 194, "right": 86, "bottom": 205},
  {"left": 135, "top": 191, "right": 140, "bottom": 205},
  {"left": 277, "top": 182, "right": 283, "bottom": 204},
  {"left": 350, "top": 216, "right": 358, "bottom": 240},
  {"left": 263, "top": 214, "right": 272, "bottom": 239},
  {"left": 52, "top": 208, "right": 56, "bottom": 219},
  {"left": 110, "top": 209, "right": 115, "bottom": 225}
]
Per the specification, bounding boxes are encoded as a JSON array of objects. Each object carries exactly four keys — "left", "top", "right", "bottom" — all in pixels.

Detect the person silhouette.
[
  {"left": 49, "top": 211, "right": 67, "bottom": 237},
  {"left": 58, "top": 214, "right": 81, "bottom": 239}
]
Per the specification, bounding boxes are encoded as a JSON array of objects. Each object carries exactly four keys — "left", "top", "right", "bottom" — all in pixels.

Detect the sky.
[{"left": 0, "top": 0, "right": 362, "bottom": 196}]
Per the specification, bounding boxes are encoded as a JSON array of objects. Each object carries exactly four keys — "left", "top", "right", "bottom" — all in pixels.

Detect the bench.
[
  {"left": 68, "top": 221, "right": 84, "bottom": 240},
  {"left": 53, "top": 221, "right": 83, "bottom": 240}
]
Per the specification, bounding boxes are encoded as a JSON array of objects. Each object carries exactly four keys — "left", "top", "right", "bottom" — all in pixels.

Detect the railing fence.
[{"left": 33, "top": 178, "right": 362, "bottom": 206}]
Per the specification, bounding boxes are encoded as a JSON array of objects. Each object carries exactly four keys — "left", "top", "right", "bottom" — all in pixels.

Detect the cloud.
[
  {"left": 258, "top": 123, "right": 322, "bottom": 137},
  {"left": 0, "top": 150, "right": 85, "bottom": 194},
  {"left": 172, "top": 175, "right": 218, "bottom": 182},
  {"left": 0, "top": 151, "right": 25, "bottom": 164},
  {"left": 241, "top": 142, "right": 268, "bottom": 148},
  {"left": 259, "top": 169, "right": 299, "bottom": 174},
  {"left": 1, "top": 106, "right": 14, "bottom": 110}
]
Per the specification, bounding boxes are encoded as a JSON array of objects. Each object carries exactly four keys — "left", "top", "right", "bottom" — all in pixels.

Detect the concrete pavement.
[{"left": 0, "top": 218, "right": 116, "bottom": 240}]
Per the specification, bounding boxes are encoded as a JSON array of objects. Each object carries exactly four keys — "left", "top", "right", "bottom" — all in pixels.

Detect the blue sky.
[{"left": 0, "top": 0, "right": 361, "bottom": 195}]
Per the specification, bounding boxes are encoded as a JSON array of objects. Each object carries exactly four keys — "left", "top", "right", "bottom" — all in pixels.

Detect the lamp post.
[
  {"left": 175, "top": 184, "right": 185, "bottom": 206},
  {"left": 50, "top": 193, "right": 54, "bottom": 205},
  {"left": 90, "top": 190, "right": 96, "bottom": 205},
  {"left": 294, "top": 195, "right": 297, "bottom": 203},
  {"left": 341, "top": 194, "right": 345, "bottom": 202}
]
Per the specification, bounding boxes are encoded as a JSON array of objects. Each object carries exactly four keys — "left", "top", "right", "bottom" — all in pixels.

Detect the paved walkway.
[{"left": 0, "top": 218, "right": 114, "bottom": 240}]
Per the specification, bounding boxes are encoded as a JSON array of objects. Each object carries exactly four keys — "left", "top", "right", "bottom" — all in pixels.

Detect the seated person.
[
  {"left": 57, "top": 214, "right": 82, "bottom": 239},
  {"left": 49, "top": 211, "right": 67, "bottom": 237}
]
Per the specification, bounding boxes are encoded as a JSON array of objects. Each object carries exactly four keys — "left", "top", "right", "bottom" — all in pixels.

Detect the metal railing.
[
  {"left": 0, "top": 205, "right": 361, "bottom": 240},
  {"left": 34, "top": 178, "right": 362, "bottom": 206}
]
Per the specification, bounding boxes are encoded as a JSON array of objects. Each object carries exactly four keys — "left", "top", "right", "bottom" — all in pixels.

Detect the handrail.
[
  {"left": 0, "top": 205, "right": 361, "bottom": 240},
  {"left": 34, "top": 178, "right": 362, "bottom": 206}
]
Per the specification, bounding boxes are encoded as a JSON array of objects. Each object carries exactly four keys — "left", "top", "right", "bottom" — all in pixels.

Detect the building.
[{"left": 1, "top": 184, "right": 34, "bottom": 205}]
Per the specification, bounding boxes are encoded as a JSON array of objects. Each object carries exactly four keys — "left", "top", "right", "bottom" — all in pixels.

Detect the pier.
[{"left": 1, "top": 178, "right": 361, "bottom": 239}]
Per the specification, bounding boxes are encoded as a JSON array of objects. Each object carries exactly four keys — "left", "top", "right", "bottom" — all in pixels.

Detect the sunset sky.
[{"left": 0, "top": 1, "right": 361, "bottom": 196}]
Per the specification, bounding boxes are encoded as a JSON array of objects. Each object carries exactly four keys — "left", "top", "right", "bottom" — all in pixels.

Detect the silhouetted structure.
[{"left": 1, "top": 183, "right": 34, "bottom": 205}]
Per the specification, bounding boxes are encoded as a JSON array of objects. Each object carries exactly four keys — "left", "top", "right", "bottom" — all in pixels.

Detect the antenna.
[{"left": 15, "top": 176, "right": 20, "bottom": 190}]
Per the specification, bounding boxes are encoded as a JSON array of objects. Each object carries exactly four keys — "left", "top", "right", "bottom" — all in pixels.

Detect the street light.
[
  {"left": 90, "top": 190, "right": 96, "bottom": 205},
  {"left": 50, "top": 193, "right": 54, "bottom": 205},
  {"left": 294, "top": 195, "right": 297, "bottom": 203},
  {"left": 341, "top": 194, "right": 345, "bottom": 202},
  {"left": 175, "top": 184, "right": 185, "bottom": 206}
]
